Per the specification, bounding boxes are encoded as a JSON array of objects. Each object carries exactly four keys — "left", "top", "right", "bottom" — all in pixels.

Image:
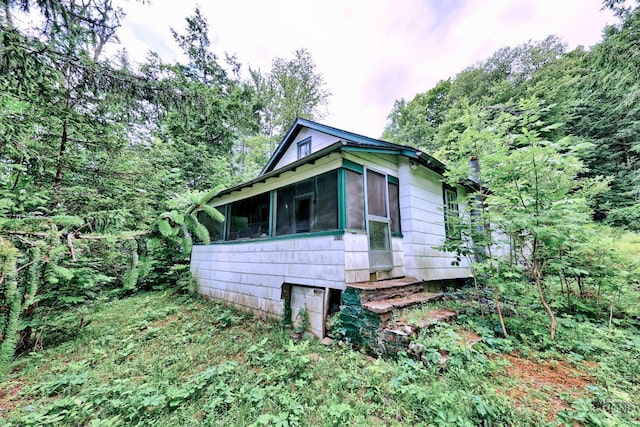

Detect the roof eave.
[{"left": 214, "top": 141, "right": 345, "bottom": 200}]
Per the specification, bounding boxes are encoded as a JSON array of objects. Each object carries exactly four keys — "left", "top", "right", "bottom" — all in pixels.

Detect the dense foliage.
[
  {"left": 384, "top": 6, "right": 640, "bottom": 230},
  {"left": 384, "top": 5, "right": 640, "bottom": 342},
  {"left": 0, "top": 0, "right": 330, "bottom": 369}
]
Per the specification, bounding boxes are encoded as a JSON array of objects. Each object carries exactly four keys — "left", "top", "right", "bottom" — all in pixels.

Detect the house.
[{"left": 190, "top": 118, "right": 471, "bottom": 337}]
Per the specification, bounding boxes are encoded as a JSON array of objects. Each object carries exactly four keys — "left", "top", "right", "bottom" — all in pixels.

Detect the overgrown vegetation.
[
  {"left": 1, "top": 1, "right": 640, "bottom": 425},
  {"left": 1, "top": 290, "right": 638, "bottom": 426},
  {"left": 0, "top": 0, "right": 330, "bottom": 366}
]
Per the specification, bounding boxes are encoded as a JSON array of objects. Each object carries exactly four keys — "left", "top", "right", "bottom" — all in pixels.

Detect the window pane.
[
  {"left": 444, "top": 187, "right": 459, "bottom": 239},
  {"left": 197, "top": 205, "right": 226, "bottom": 242},
  {"left": 346, "top": 170, "right": 364, "bottom": 229},
  {"left": 295, "top": 194, "right": 312, "bottom": 232},
  {"left": 276, "top": 171, "right": 338, "bottom": 235},
  {"left": 315, "top": 171, "right": 338, "bottom": 230},
  {"left": 389, "top": 182, "right": 400, "bottom": 233},
  {"left": 297, "top": 137, "right": 311, "bottom": 159},
  {"left": 276, "top": 186, "right": 294, "bottom": 236},
  {"left": 368, "top": 220, "right": 390, "bottom": 251},
  {"left": 227, "top": 193, "right": 270, "bottom": 240},
  {"left": 367, "top": 170, "right": 387, "bottom": 217}
]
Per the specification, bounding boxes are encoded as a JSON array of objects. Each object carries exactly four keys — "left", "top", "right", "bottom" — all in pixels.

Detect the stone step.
[
  {"left": 414, "top": 308, "right": 458, "bottom": 328},
  {"left": 361, "top": 291, "right": 444, "bottom": 314},
  {"left": 347, "top": 276, "right": 426, "bottom": 303}
]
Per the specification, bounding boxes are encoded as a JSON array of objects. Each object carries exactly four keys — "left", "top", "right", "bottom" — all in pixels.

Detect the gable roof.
[
  {"left": 210, "top": 119, "right": 453, "bottom": 201},
  {"left": 261, "top": 118, "right": 446, "bottom": 175}
]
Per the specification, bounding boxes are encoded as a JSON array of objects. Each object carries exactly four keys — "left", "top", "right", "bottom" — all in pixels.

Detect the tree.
[
  {"left": 250, "top": 48, "right": 331, "bottom": 139},
  {"left": 382, "top": 37, "right": 567, "bottom": 157},
  {"left": 144, "top": 7, "right": 260, "bottom": 191},
  {"left": 441, "top": 99, "right": 608, "bottom": 340},
  {"left": 568, "top": 6, "right": 640, "bottom": 227},
  {"left": 383, "top": 79, "right": 451, "bottom": 152}
]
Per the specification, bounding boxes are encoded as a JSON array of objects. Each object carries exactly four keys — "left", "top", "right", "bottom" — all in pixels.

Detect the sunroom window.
[
  {"left": 346, "top": 169, "right": 365, "bottom": 230},
  {"left": 227, "top": 192, "right": 270, "bottom": 240},
  {"left": 388, "top": 179, "right": 401, "bottom": 234},
  {"left": 197, "top": 205, "right": 226, "bottom": 242},
  {"left": 275, "top": 170, "right": 338, "bottom": 235}
]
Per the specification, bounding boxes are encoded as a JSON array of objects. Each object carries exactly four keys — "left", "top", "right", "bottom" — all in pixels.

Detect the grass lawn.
[{"left": 1, "top": 290, "right": 638, "bottom": 426}]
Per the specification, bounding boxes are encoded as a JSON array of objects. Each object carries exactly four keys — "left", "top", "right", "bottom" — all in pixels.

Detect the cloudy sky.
[{"left": 112, "top": 0, "right": 619, "bottom": 138}]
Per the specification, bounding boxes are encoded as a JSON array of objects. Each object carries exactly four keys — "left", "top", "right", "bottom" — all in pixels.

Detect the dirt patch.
[
  {"left": 151, "top": 314, "right": 179, "bottom": 327},
  {"left": 0, "top": 385, "right": 22, "bottom": 418},
  {"left": 501, "top": 354, "right": 595, "bottom": 390},
  {"left": 496, "top": 353, "right": 596, "bottom": 421}
]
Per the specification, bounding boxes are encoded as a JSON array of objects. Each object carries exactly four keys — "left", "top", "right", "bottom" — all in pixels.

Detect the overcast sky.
[{"left": 112, "top": 0, "right": 619, "bottom": 138}]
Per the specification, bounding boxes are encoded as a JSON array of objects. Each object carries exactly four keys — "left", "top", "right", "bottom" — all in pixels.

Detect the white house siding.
[
  {"left": 273, "top": 128, "right": 341, "bottom": 170},
  {"left": 343, "top": 232, "right": 404, "bottom": 283},
  {"left": 397, "top": 158, "right": 472, "bottom": 281},
  {"left": 191, "top": 235, "right": 345, "bottom": 319}
]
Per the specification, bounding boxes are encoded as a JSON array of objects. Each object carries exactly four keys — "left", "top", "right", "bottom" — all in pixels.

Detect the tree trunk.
[
  {"left": 534, "top": 265, "right": 556, "bottom": 340},
  {"left": 53, "top": 119, "right": 68, "bottom": 194},
  {"left": 494, "top": 285, "right": 509, "bottom": 338},
  {"left": 51, "top": 119, "right": 69, "bottom": 211}
]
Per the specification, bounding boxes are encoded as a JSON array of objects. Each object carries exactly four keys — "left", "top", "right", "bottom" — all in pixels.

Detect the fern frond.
[
  {"left": 197, "top": 204, "right": 225, "bottom": 223},
  {"left": 182, "top": 234, "right": 193, "bottom": 255},
  {"left": 201, "top": 185, "right": 225, "bottom": 204},
  {"left": 160, "top": 211, "right": 185, "bottom": 225},
  {"left": 157, "top": 219, "right": 173, "bottom": 237},
  {"left": 191, "top": 218, "right": 211, "bottom": 245},
  {"left": 50, "top": 215, "right": 84, "bottom": 227}
]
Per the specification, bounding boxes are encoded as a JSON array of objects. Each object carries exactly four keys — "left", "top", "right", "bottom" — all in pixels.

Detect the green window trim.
[
  {"left": 297, "top": 137, "right": 312, "bottom": 159},
  {"left": 343, "top": 159, "right": 364, "bottom": 173},
  {"left": 269, "top": 190, "right": 275, "bottom": 237},
  {"left": 200, "top": 229, "right": 345, "bottom": 245},
  {"left": 338, "top": 169, "right": 347, "bottom": 230}
]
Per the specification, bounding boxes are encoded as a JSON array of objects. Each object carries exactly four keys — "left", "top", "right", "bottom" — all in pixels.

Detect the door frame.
[{"left": 364, "top": 168, "right": 394, "bottom": 271}]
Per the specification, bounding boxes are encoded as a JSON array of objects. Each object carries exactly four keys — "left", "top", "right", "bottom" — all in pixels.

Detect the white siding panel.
[
  {"left": 344, "top": 233, "right": 369, "bottom": 283},
  {"left": 273, "top": 129, "right": 341, "bottom": 170},
  {"left": 199, "top": 287, "right": 284, "bottom": 319},
  {"left": 343, "top": 231, "right": 404, "bottom": 283},
  {"left": 191, "top": 235, "right": 345, "bottom": 318},
  {"left": 345, "top": 252, "right": 369, "bottom": 270},
  {"left": 398, "top": 159, "right": 471, "bottom": 282},
  {"left": 291, "top": 285, "right": 325, "bottom": 337}
]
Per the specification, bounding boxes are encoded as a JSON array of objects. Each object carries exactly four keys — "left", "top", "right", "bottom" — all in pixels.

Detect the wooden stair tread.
[
  {"left": 362, "top": 292, "right": 443, "bottom": 313},
  {"left": 347, "top": 276, "right": 421, "bottom": 291}
]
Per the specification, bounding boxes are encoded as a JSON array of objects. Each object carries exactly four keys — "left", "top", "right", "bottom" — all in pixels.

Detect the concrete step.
[{"left": 362, "top": 291, "right": 444, "bottom": 314}]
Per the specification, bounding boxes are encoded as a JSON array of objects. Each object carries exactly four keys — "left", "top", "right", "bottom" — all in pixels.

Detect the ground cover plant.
[{"left": 1, "top": 288, "right": 638, "bottom": 426}]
